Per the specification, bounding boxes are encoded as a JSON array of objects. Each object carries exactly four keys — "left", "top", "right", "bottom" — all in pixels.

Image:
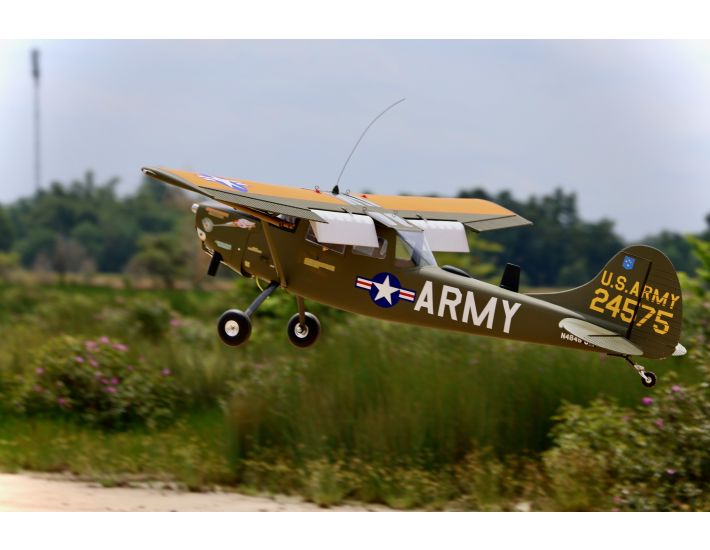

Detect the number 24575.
[{"left": 589, "top": 288, "right": 672, "bottom": 335}]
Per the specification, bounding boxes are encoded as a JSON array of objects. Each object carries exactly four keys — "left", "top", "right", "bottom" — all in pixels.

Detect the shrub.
[
  {"left": 21, "top": 335, "right": 184, "bottom": 429},
  {"left": 544, "top": 378, "right": 710, "bottom": 511}
]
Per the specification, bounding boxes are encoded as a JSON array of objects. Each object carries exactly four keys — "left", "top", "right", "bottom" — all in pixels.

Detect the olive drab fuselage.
[
  {"left": 145, "top": 165, "right": 685, "bottom": 388},
  {"left": 195, "top": 202, "right": 606, "bottom": 355}
]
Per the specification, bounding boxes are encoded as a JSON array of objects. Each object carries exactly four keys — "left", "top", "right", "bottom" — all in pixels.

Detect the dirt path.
[{"left": 0, "top": 473, "right": 388, "bottom": 512}]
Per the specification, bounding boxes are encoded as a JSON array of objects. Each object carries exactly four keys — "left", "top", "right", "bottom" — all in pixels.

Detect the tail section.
[{"left": 532, "top": 245, "right": 683, "bottom": 359}]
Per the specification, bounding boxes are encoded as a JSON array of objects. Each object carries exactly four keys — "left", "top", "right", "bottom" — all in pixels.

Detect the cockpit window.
[
  {"left": 352, "top": 238, "right": 388, "bottom": 260},
  {"left": 395, "top": 229, "right": 437, "bottom": 267},
  {"left": 305, "top": 225, "right": 345, "bottom": 254}
]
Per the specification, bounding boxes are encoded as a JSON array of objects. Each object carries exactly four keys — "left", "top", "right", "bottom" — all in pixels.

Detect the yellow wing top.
[{"left": 142, "top": 166, "right": 531, "bottom": 232}]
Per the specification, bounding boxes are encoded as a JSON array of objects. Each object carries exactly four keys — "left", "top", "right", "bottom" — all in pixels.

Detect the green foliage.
[
  {"left": 544, "top": 380, "right": 710, "bottom": 511},
  {"left": 0, "top": 411, "right": 233, "bottom": 488},
  {"left": 20, "top": 335, "right": 184, "bottom": 429},
  {"left": 127, "top": 233, "right": 189, "bottom": 288},
  {"left": 223, "top": 316, "right": 681, "bottom": 468},
  {"left": 643, "top": 230, "right": 699, "bottom": 275},
  {"left": 6, "top": 171, "right": 188, "bottom": 274},
  {"left": 0, "top": 206, "right": 13, "bottom": 252},
  {"left": 0, "top": 252, "right": 20, "bottom": 279}
]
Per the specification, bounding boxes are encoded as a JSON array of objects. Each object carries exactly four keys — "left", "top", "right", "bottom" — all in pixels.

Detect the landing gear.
[
  {"left": 217, "top": 309, "right": 252, "bottom": 346},
  {"left": 624, "top": 356, "right": 657, "bottom": 388},
  {"left": 641, "top": 371, "right": 657, "bottom": 388},
  {"left": 286, "top": 295, "right": 320, "bottom": 347},
  {"left": 287, "top": 312, "right": 321, "bottom": 348},
  {"left": 217, "top": 281, "right": 278, "bottom": 347},
  {"left": 216, "top": 282, "right": 321, "bottom": 348}
]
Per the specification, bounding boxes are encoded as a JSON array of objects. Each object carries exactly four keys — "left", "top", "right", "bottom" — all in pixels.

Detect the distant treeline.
[
  {"left": 0, "top": 171, "right": 706, "bottom": 287},
  {"left": 458, "top": 187, "right": 709, "bottom": 286}
]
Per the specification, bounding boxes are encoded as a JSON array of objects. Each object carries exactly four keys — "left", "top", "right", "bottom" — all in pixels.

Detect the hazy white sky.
[{"left": 1, "top": 39, "right": 709, "bottom": 239}]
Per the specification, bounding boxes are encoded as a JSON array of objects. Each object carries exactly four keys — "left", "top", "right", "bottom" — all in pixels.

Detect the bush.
[
  {"left": 21, "top": 335, "right": 184, "bottom": 429},
  {"left": 544, "top": 378, "right": 710, "bottom": 511}
]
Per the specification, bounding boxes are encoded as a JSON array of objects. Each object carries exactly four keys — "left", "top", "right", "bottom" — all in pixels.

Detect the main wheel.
[
  {"left": 641, "top": 371, "right": 657, "bottom": 388},
  {"left": 287, "top": 312, "right": 320, "bottom": 348},
  {"left": 217, "top": 309, "right": 252, "bottom": 346}
]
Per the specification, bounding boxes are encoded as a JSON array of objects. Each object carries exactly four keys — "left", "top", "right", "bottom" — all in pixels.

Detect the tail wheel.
[
  {"left": 287, "top": 312, "right": 320, "bottom": 348},
  {"left": 641, "top": 371, "right": 657, "bottom": 388},
  {"left": 217, "top": 309, "right": 252, "bottom": 346}
]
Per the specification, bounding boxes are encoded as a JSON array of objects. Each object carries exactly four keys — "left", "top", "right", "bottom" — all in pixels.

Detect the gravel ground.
[{"left": 0, "top": 473, "right": 389, "bottom": 512}]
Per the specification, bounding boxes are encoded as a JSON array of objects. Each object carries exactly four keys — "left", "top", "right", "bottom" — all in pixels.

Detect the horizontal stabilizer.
[{"left": 559, "top": 318, "right": 643, "bottom": 356}]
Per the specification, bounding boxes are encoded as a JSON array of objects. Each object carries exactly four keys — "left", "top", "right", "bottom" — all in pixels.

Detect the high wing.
[{"left": 142, "top": 166, "right": 531, "bottom": 244}]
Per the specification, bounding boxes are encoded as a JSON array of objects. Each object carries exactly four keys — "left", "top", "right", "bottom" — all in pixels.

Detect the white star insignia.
[{"left": 373, "top": 275, "right": 398, "bottom": 304}]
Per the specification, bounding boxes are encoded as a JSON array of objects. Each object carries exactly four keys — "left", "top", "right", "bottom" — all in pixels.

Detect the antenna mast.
[
  {"left": 31, "top": 49, "right": 41, "bottom": 193},
  {"left": 333, "top": 97, "right": 405, "bottom": 194}
]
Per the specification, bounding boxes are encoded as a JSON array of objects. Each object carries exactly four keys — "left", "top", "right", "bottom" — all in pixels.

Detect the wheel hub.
[
  {"left": 225, "top": 319, "right": 240, "bottom": 337},
  {"left": 295, "top": 323, "right": 309, "bottom": 338}
]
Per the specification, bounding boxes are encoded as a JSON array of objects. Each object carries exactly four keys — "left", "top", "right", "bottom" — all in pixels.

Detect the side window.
[
  {"left": 306, "top": 225, "right": 345, "bottom": 254},
  {"left": 352, "top": 238, "right": 388, "bottom": 260},
  {"left": 395, "top": 235, "right": 415, "bottom": 267}
]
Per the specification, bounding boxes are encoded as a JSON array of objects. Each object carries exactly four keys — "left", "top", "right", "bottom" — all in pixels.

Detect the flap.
[
  {"left": 309, "top": 210, "right": 379, "bottom": 247},
  {"left": 407, "top": 219, "right": 470, "bottom": 252}
]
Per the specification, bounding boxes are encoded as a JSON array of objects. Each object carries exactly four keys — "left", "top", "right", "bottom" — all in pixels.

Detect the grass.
[
  {"left": 0, "top": 409, "right": 234, "bottom": 491},
  {"left": 0, "top": 280, "right": 702, "bottom": 509}
]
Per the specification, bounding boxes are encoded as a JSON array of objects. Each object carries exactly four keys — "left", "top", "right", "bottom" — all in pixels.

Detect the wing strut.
[{"left": 262, "top": 223, "right": 288, "bottom": 288}]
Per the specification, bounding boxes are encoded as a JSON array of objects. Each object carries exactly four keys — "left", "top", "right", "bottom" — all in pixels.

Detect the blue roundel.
[{"left": 369, "top": 272, "right": 401, "bottom": 308}]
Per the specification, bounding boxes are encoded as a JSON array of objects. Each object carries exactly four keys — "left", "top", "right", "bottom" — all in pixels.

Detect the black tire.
[
  {"left": 217, "top": 309, "right": 252, "bottom": 346},
  {"left": 641, "top": 371, "right": 657, "bottom": 388},
  {"left": 287, "top": 312, "right": 320, "bottom": 348}
]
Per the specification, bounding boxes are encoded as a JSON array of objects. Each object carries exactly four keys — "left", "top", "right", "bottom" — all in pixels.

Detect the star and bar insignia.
[
  {"left": 198, "top": 173, "right": 249, "bottom": 193},
  {"left": 355, "top": 272, "right": 416, "bottom": 308}
]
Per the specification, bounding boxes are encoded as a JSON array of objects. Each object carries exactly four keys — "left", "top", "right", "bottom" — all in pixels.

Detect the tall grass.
[
  {"left": 226, "top": 316, "right": 691, "bottom": 465},
  {"left": 0, "top": 280, "right": 698, "bottom": 507}
]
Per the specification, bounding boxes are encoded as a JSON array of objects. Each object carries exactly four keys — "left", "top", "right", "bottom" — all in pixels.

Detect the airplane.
[{"left": 142, "top": 166, "right": 687, "bottom": 388}]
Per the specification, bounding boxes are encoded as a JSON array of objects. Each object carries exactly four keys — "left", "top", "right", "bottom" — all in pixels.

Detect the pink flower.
[
  {"left": 35, "top": 367, "right": 44, "bottom": 375},
  {"left": 622, "top": 415, "right": 630, "bottom": 422},
  {"left": 671, "top": 384, "right": 682, "bottom": 393},
  {"left": 161, "top": 368, "right": 171, "bottom": 376},
  {"left": 170, "top": 318, "right": 182, "bottom": 328},
  {"left": 99, "top": 336, "right": 110, "bottom": 344},
  {"left": 655, "top": 419, "right": 665, "bottom": 429},
  {"left": 94, "top": 372, "right": 102, "bottom": 379},
  {"left": 666, "top": 468, "right": 677, "bottom": 475},
  {"left": 105, "top": 386, "right": 117, "bottom": 394},
  {"left": 641, "top": 397, "right": 653, "bottom": 406},
  {"left": 112, "top": 343, "right": 128, "bottom": 352},
  {"left": 84, "top": 340, "right": 97, "bottom": 350},
  {"left": 57, "top": 397, "right": 68, "bottom": 407},
  {"left": 74, "top": 356, "right": 84, "bottom": 364},
  {"left": 111, "top": 377, "right": 119, "bottom": 385},
  {"left": 89, "top": 358, "right": 99, "bottom": 368}
]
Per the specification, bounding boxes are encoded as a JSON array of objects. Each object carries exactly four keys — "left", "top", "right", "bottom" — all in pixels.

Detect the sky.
[{"left": 1, "top": 39, "right": 709, "bottom": 240}]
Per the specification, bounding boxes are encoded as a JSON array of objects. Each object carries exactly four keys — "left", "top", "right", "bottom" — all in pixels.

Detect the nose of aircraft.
[{"left": 672, "top": 343, "right": 687, "bottom": 357}]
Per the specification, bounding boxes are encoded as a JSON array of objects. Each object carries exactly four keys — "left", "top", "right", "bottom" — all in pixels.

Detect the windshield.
[{"left": 396, "top": 229, "right": 437, "bottom": 267}]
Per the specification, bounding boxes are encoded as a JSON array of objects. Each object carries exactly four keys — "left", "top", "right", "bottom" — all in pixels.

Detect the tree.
[
  {"left": 0, "top": 207, "right": 13, "bottom": 251},
  {"left": 126, "top": 233, "right": 188, "bottom": 288}
]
